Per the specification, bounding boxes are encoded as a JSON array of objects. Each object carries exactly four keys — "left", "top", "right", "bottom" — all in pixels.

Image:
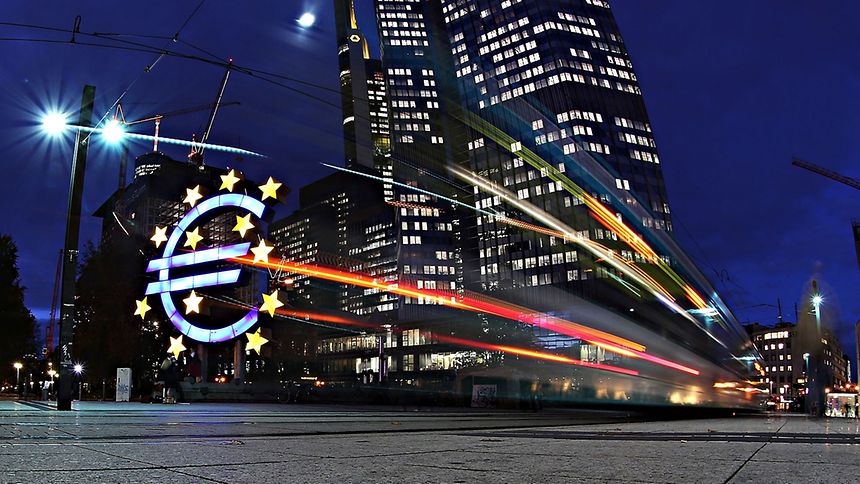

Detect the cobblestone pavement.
[{"left": 1, "top": 401, "right": 857, "bottom": 483}]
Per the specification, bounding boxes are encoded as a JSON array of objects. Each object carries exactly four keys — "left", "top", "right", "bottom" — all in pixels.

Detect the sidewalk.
[{"left": 0, "top": 402, "right": 857, "bottom": 483}]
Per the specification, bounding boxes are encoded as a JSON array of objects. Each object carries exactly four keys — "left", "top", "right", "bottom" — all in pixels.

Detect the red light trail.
[{"left": 229, "top": 255, "right": 700, "bottom": 376}]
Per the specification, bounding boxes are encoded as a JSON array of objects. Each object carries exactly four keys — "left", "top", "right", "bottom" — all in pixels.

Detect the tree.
[
  {"left": 0, "top": 235, "right": 37, "bottom": 382},
  {"left": 74, "top": 237, "right": 165, "bottom": 388}
]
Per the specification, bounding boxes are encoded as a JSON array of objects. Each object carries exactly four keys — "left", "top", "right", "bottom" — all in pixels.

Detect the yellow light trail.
[{"left": 230, "top": 254, "right": 702, "bottom": 376}]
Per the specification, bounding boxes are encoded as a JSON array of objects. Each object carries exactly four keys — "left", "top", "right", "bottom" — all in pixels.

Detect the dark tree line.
[
  {"left": 73, "top": 236, "right": 166, "bottom": 387},
  {"left": 0, "top": 235, "right": 37, "bottom": 384}
]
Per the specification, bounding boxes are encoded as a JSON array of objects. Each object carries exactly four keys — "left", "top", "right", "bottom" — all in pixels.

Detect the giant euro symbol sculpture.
[{"left": 144, "top": 193, "right": 266, "bottom": 343}]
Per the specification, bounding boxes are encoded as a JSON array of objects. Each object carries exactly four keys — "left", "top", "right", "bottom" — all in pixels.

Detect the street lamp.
[
  {"left": 101, "top": 119, "right": 125, "bottom": 144},
  {"left": 41, "top": 112, "right": 69, "bottom": 136},
  {"left": 73, "top": 364, "right": 84, "bottom": 401},
  {"left": 47, "top": 85, "right": 96, "bottom": 411},
  {"left": 297, "top": 12, "right": 316, "bottom": 28},
  {"left": 13, "top": 362, "right": 22, "bottom": 388},
  {"left": 811, "top": 291, "right": 823, "bottom": 328}
]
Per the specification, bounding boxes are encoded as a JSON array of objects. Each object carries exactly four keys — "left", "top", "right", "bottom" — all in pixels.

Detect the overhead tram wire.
[
  {"left": 4, "top": 3, "right": 211, "bottom": 143},
  {"left": 87, "top": 0, "right": 208, "bottom": 140},
  {"left": 1, "top": 22, "right": 478, "bottom": 197},
  {"left": 0, "top": 21, "right": 352, "bottom": 109},
  {"left": 5, "top": 21, "right": 494, "bottom": 194}
]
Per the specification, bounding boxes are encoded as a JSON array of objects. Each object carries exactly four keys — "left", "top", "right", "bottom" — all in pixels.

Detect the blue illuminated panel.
[{"left": 146, "top": 243, "right": 251, "bottom": 272}]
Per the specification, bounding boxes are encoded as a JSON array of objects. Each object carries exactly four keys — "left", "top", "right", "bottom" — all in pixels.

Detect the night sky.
[{"left": 1, "top": 1, "right": 858, "bottom": 365}]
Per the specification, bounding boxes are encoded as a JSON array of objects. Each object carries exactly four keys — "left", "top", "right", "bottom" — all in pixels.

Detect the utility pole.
[{"left": 56, "top": 85, "right": 96, "bottom": 411}]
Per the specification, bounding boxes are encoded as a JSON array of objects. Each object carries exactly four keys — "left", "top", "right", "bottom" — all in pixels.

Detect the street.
[{"left": 1, "top": 402, "right": 858, "bottom": 483}]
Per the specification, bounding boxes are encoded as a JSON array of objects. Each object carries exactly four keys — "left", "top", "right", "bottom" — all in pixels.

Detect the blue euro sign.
[{"left": 145, "top": 194, "right": 266, "bottom": 343}]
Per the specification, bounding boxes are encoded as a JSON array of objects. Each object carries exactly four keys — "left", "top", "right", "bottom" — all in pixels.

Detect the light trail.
[
  {"left": 204, "top": 288, "right": 640, "bottom": 376},
  {"left": 324, "top": 159, "right": 722, "bottom": 353},
  {"left": 459, "top": 112, "right": 712, "bottom": 312},
  {"left": 65, "top": 123, "right": 264, "bottom": 157},
  {"left": 328, "top": 162, "right": 679, "bottom": 306},
  {"left": 433, "top": 334, "right": 640, "bottom": 376},
  {"left": 276, "top": 309, "right": 378, "bottom": 329},
  {"left": 450, "top": 165, "right": 683, "bottom": 306},
  {"left": 218, "top": 293, "right": 640, "bottom": 375},
  {"left": 229, "top": 254, "right": 701, "bottom": 376},
  {"left": 321, "top": 162, "right": 504, "bottom": 219}
]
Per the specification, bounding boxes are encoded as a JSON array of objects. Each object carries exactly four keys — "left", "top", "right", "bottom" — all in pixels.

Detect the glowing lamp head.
[
  {"left": 297, "top": 12, "right": 316, "bottom": 28},
  {"left": 73, "top": 364, "right": 83, "bottom": 374},
  {"left": 13, "top": 362, "right": 22, "bottom": 370},
  {"left": 47, "top": 370, "right": 56, "bottom": 377},
  {"left": 41, "top": 112, "right": 68, "bottom": 136},
  {"left": 811, "top": 294, "right": 823, "bottom": 307},
  {"left": 101, "top": 119, "right": 125, "bottom": 144}
]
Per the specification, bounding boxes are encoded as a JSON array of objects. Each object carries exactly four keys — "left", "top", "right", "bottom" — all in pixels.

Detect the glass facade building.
[{"left": 267, "top": 0, "right": 765, "bottom": 408}]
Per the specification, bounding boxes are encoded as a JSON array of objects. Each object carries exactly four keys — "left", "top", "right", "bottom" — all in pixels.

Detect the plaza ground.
[{"left": 0, "top": 401, "right": 858, "bottom": 483}]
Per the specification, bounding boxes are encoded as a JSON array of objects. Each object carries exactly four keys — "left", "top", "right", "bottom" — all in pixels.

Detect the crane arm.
[
  {"left": 792, "top": 158, "right": 860, "bottom": 191},
  {"left": 125, "top": 101, "right": 240, "bottom": 126},
  {"left": 199, "top": 61, "right": 233, "bottom": 154}
]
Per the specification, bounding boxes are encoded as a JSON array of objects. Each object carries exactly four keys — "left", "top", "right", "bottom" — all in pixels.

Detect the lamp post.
[
  {"left": 13, "top": 362, "right": 22, "bottom": 390},
  {"left": 812, "top": 294, "right": 823, "bottom": 326},
  {"left": 73, "top": 364, "right": 84, "bottom": 401},
  {"left": 47, "top": 369, "right": 57, "bottom": 400},
  {"left": 52, "top": 85, "right": 96, "bottom": 411}
]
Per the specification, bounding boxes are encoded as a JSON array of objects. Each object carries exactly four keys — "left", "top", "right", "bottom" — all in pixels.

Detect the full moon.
[{"left": 297, "top": 12, "right": 316, "bottom": 28}]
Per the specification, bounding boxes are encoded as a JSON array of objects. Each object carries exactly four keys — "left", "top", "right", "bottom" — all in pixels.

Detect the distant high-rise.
[
  {"left": 269, "top": 168, "right": 398, "bottom": 315},
  {"left": 335, "top": 0, "right": 392, "bottom": 195}
]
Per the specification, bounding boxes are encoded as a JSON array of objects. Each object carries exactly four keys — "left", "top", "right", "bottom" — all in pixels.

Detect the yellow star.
[
  {"left": 183, "top": 185, "right": 203, "bottom": 207},
  {"left": 134, "top": 297, "right": 151, "bottom": 319},
  {"left": 245, "top": 328, "right": 269, "bottom": 354},
  {"left": 151, "top": 226, "right": 168, "bottom": 248},
  {"left": 260, "top": 289, "right": 284, "bottom": 317},
  {"left": 167, "top": 336, "right": 186, "bottom": 358},
  {"left": 220, "top": 169, "right": 241, "bottom": 192},
  {"left": 184, "top": 227, "right": 204, "bottom": 250},
  {"left": 183, "top": 290, "right": 203, "bottom": 315},
  {"left": 232, "top": 214, "right": 255, "bottom": 238},
  {"left": 259, "top": 177, "right": 282, "bottom": 201},
  {"left": 251, "top": 239, "right": 273, "bottom": 264}
]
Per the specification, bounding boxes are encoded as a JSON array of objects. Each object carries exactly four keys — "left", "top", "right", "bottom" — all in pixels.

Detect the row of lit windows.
[
  {"left": 401, "top": 221, "right": 452, "bottom": 231},
  {"left": 557, "top": 11, "right": 597, "bottom": 27},
  {"left": 399, "top": 207, "right": 440, "bottom": 217},
  {"left": 474, "top": 16, "right": 530, "bottom": 44},
  {"left": 534, "top": 20, "right": 601, "bottom": 39},
  {"left": 507, "top": 251, "right": 579, "bottom": 270},
  {"left": 488, "top": 40, "right": 538, "bottom": 64},
  {"left": 618, "top": 132, "right": 655, "bottom": 148},
  {"left": 600, "top": 65, "right": 635, "bottom": 81},
  {"left": 629, "top": 149, "right": 660, "bottom": 164},
  {"left": 382, "top": 29, "right": 427, "bottom": 38}
]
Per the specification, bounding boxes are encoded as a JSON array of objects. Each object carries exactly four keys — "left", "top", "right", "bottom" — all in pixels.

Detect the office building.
[
  {"left": 95, "top": 152, "right": 266, "bottom": 382},
  {"left": 279, "top": 0, "right": 760, "bottom": 404},
  {"left": 745, "top": 321, "right": 850, "bottom": 410}
]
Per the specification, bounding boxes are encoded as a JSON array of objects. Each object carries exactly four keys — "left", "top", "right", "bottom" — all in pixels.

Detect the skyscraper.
[
  {"left": 298, "top": 0, "right": 760, "bottom": 404},
  {"left": 369, "top": 0, "right": 711, "bottom": 357},
  {"left": 335, "top": 0, "right": 393, "bottom": 197},
  {"left": 440, "top": 0, "right": 672, "bottom": 303}
]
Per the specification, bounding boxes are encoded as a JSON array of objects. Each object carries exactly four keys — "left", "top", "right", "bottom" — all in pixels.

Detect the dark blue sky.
[{"left": 1, "top": 1, "right": 858, "bottom": 362}]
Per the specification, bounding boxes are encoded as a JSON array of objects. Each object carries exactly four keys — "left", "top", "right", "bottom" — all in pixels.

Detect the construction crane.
[
  {"left": 45, "top": 250, "right": 62, "bottom": 355},
  {"left": 123, "top": 100, "right": 241, "bottom": 152},
  {"left": 792, "top": 157, "right": 860, "bottom": 272},
  {"left": 110, "top": 100, "right": 240, "bottom": 189},
  {"left": 189, "top": 60, "right": 233, "bottom": 166},
  {"left": 792, "top": 157, "right": 860, "bottom": 191}
]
